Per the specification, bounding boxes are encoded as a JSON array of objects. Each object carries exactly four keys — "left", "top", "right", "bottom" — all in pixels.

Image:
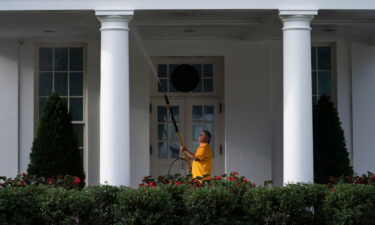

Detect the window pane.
[
  {"left": 192, "top": 78, "right": 202, "bottom": 92},
  {"left": 168, "top": 123, "right": 178, "bottom": 141},
  {"left": 317, "top": 47, "right": 331, "bottom": 70},
  {"left": 313, "top": 96, "right": 318, "bottom": 105},
  {"left": 70, "top": 98, "right": 83, "bottom": 121},
  {"left": 193, "top": 123, "right": 203, "bottom": 140},
  {"left": 61, "top": 97, "right": 68, "bottom": 107},
  {"left": 311, "top": 47, "right": 317, "bottom": 69},
  {"left": 158, "top": 64, "right": 167, "bottom": 78},
  {"left": 69, "top": 48, "right": 83, "bottom": 71},
  {"left": 39, "top": 72, "right": 53, "bottom": 96},
  {"left": 204, "top": 106, "right": 214, "bottom": 121},
  {"left": 203, "top": 64, "right": 213, "bottom": 77},
  {"left": 171, "top": 106, "right": 179, "bottom": 122},
  {"left": 54, "top": 72, "right": 68, "bottom": 96},
  {"left": 193, "top": 105, "right": 202, "bottom": 122},
  {"left": 169, "top": 142, "right": 179, "bottom": 158},
  {"left": 203, "top": 123, "right": 214, "bottom": 137},
  {"left": 54, "top": 48, "right": 68, "bottom": 71},
  {"left": 318, "top": 71, "right": 332, "bottom": 96},
  {"left": 192, "top": 64, "right": 202, "bottom": 77},
  {"left": 169, "top": 79, "right": 178, "bottom": 92},
  {"left": 157, "top": 106, "right": 167, "bottom": 122},
  {"left": 158, "top": 79, "right": 167, "bottom": 92},
  {"left": 39, "top": 97, "right": 47, "bottom": 118},
  {"left": 158, "top": 124, "right": 167, "bottom": 140},
  {"left": 73, "top": 124, "right": 84, "bottom": 147},
  {"left": 70, "top": 72, "right": 83, "bottom": 96},
  {"left": 158, "top": 142, "right": 168, "bottom": 159},
  {"left": 39, "top": 48, "right": 53, "bottom": 71},
  {"left": 204, "top": 79, "right": 213, "bottom": 92},
  {"left": 169, "top": 64, "right": 178, "bottom": 77},
  {"left": 312, "top": 71, "right": 317, "bottom": 95}
]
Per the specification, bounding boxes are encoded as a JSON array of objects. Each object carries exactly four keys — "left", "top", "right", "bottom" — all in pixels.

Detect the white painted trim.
[
  {"left": 95, "top": 10, "right": 134, "bottom": 17},
  {"left": 33, "top": 43, "right": 88, "bottom": 181},
  {"left": 279, "top": 10, "right": 318, "bottom": 16}
]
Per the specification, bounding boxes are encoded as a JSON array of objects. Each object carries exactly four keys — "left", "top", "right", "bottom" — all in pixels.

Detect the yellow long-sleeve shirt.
[{"left": 192, "top": 143, "right": 212, "bottom": 179}]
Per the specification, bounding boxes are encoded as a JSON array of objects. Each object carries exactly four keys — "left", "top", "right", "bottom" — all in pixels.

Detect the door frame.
[{"left": 150, "top": 97, "right": 225, "bottom": 177}]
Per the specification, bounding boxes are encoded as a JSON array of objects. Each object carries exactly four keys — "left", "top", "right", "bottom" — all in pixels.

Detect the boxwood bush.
[
  {"left": 1, "top": 177, "right": 375, "bottom": 225},
  {"left": 0, "top": 186, "right": 45, "bottom": 225},
  {"left": 37, "top": 187, "right": 95, "bottom": 225},
  {"left": 324, "top": 184, "right": 375, "bottom": 225},
  {"left": 243, "top": 183, "right": 328, "bottom": 225},
  {"left": 114, "top": 187, "right": 173, "bottom": 225}
]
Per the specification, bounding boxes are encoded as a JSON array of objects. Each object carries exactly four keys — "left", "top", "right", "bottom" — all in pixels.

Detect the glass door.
[
  {"left": 150, "top": 99, "right": 188, "bottom": 177},
  {"left": 186, "top": 99, "right": 224, "bottom": 176}
]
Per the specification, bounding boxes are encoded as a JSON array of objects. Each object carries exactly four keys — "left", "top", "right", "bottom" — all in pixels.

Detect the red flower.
[
  {"left": 243, "top": 179, "right": 248, "bottom": 183},
  {"left": 176, "top": 181, "right": 182, "bottom": 186},
  {"left": 227, "top": 176, "right": 232, "bottom": 181},
  {"left": 371, "top": 174, "right": 375, "bottom": 180},
  {"left": 232, "top": 171, "right": 239, "bottom": 176},
  {"left": 216, "top": 176, "right": 222, "bottom": 180},
  {"left": 73, "top": 177, "right": 81, "bottom": 185},
  {"left": 197, "top": 183, "right": 202, "bottom": 187},
  {"left": 139, "top": 183, "right": 146, "bottom": 187},
  {"left": 47, "top": 177, "right": 55, "bottom": 185},
  {"left": 148, "top": 182, "right": 155, "bottom": 187},
  {"left": 19, "top": 180, "right": 25, "bottom": 187}
]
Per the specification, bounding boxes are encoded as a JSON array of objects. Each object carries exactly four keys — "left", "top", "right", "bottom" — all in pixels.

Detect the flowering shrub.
[
  {"left": 326, "top": 171, "right": 375, "bottom": 188},
  {"left": 139, "top": 171, "right": 255, "bottom": 189},
  {"left": 0, "top": 173, "right": 82, "bottom": 189}
]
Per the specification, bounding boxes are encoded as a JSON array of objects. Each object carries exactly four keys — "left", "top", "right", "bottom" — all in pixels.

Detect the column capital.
[
  {"left": 279, "top": 10, "right": 318, "bottom": 31},
  {"left": 95, "top": 10, "right": 134, "bottom": 31}
]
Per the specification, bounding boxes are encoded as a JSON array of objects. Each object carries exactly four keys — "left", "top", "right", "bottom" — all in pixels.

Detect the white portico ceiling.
[{"left": 0, "top": 10, "right": 375, "bottom": 41}]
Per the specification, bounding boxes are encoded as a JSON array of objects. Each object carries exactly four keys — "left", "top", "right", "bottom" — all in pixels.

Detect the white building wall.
[
  {"left": 336, "top": 40, "right": 353, "bottom": 163},
  {"left": 86, "top": 39, "right": 101, "bottom": 185},
  {"left": 269, "top": 40, "right": 283, "bottom": 186},
  {"left": 19, "top": 40, "right": 35, "bottom": 173},
  {"left": 0, "top": 39, "right": 19, "bottom": 178},
  {"left": 129, "top": 36, "right": 151, "bottom": 188},
  {"left": 351, "top": 41, "right": 375, "bottom": 174}
]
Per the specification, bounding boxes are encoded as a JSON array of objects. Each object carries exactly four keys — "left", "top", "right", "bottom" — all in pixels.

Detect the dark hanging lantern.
[{"left": 171, "top": 64, "right": 200, "bottom": 92}]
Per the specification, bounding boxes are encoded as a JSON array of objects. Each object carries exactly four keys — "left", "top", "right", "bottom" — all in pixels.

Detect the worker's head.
[{"left": 199, "top": 130, "right": 212, "bottom": 144}]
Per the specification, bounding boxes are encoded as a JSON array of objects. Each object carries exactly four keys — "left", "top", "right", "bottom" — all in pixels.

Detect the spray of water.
[{"left": 130, "top": 25, "right": 164, "bottom": 91}]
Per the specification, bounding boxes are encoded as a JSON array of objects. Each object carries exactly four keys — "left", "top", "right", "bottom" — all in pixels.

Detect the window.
[
  {"left": 192, "top": 105, "right": 215, "bottom": 158},
  {"left": 38, "top": 47, "right": 85, "bottom": 157},
  {"left": 157, "top": 63, "right": 214, "bottom": 93},
  {"left": 157, "top": 106, "right": 180, "bottom": 159},
  {"left": 311, "top": 46, "right": 333, "bottom": 104}
]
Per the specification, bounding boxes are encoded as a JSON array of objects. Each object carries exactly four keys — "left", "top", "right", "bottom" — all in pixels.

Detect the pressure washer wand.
[{"left": 164, "top": 94, "right": 192, "bottom": 173}]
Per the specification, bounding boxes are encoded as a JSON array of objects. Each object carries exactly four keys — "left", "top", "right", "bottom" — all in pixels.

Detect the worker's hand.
[{"left": 180, "top": 146, "right": 188, "bottom": 152}]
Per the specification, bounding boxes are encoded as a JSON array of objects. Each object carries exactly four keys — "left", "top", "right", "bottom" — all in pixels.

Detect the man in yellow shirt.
[{"left": 181, "top": 130, "right": 212, "bottom": 179}]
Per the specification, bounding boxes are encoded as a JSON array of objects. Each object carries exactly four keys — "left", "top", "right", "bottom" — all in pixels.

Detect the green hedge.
[{"left": 1, "top": 184, "right": 375, "bottom": 225}]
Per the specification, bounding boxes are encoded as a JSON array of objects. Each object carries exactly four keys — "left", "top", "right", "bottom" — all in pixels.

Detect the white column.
[
  {"left": 279, "top": 10, "right": 317, "bottom": 184},
  {"left": 96, "top": 10, "right": 133, "bottom": 186}
]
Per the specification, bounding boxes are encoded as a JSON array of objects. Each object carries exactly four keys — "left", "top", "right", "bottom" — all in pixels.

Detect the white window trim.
[
  {"left": 34, "top": 42, "right": 88, "bottom": 176},
  {"left": 311, "top": 42, "right": 337, "bottom": 105},
  {"left": 150, "top": 56, "right": 224, "bottom": 98}
]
